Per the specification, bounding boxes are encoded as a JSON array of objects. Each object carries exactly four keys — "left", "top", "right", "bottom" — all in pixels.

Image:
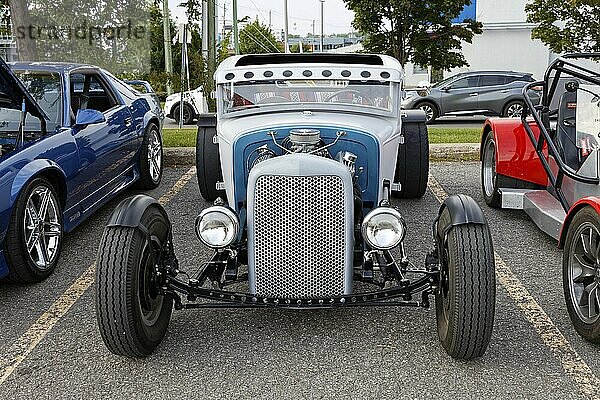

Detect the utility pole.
[
  {"left": 284, "top": 0, "right": 289, "bottom": 53},
  {"left": 269, "top": 10, "right": 272, "bottom": 30},
  {"left": 311, "top": 19, "right": 315, "bottom": 52},
  {"left": 319, "top": 0, "right": 325, "bottom": 52},
  {"left": 162, "top": 0, "right": 173, "bottom": 95},
  {"left": 207, "top": 0, "right": 216, "bottom": 112},
  {"left": 202, "top": 0, "right": 208, "bottom": 60},
  {"left": 233, "top": 0, "right": 239, "bottom": 54},
  {"left": 222, "top": 3, "right": 227, "bottom": 40}
]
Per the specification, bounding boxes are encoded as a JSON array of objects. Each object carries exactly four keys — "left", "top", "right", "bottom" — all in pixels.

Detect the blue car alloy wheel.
[{"left": 4, "top": 177, "right": 63, "bottom": 283}]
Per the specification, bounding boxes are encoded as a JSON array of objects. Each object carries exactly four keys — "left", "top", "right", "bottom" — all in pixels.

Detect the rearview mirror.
[{"left": 75, "top": 109, "right": 105, "bottom": 127}]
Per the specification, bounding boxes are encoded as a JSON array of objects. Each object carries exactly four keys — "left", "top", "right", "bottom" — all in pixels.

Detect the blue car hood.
[{"left": 0, "top": 58, "right": 48, "bottom": 121}]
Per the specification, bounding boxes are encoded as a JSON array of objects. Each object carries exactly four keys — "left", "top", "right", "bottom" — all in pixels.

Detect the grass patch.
[
  {"left": 163, "top": 128, "right": 197, "bottom": 147},
  {"left": 161, "top": 127, "right": 482, "bottom": 147},
  {"left": 428, "top": 127, "right": 481, "bottom": 144}
]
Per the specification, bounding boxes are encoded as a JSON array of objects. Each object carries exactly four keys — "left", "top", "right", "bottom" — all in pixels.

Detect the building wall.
[
  {"left": 404, "top": 0, "right": 552, "bottom": 86},
  {"left": 447, "top": 26, "right": 550, "bottom": 80}
]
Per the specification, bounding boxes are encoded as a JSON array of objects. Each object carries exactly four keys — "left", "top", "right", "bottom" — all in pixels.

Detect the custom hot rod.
[
  {"left": 96, "top": 54, "right": 496, "bottom": 360},
  {"left": 0, "top": 60, "right": 164, "bottom": 283}
]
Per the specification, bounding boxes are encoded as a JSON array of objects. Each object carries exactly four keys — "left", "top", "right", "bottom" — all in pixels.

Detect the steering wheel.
[
  {"left": 324, "top": 89, "right": 374, "bottom": 106},
  {"left": 256, "top": 95, "right": 289, "bottom": 105}
]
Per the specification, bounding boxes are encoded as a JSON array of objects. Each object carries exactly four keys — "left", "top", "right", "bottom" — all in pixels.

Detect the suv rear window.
[{"left": 480, "top": 75, "right": 507, "bottom": 87}]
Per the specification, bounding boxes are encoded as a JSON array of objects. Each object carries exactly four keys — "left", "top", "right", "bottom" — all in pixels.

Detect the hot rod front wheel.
[
  {"left": 95, "top": 205, "right": 173, "bottom": 357},
  {"left": 435, "top": 207, "right": 496, "bottom": 360},
  {"left": 563, "top": 207, "right": 600, "bottom": 343}
]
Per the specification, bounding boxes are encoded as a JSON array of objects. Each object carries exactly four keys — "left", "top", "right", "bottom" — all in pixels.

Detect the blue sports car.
[{"left": 0, "top": 60, "right": 164, "bottom": 283}]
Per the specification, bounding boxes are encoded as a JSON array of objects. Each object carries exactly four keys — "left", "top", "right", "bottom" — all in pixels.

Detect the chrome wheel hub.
[
  {"left": 482, "top": 139, "right": 496, "bottom": 197},
  {"left": 24, "top": 185, "right": 61, "bottom": 270},
  {"left": 568, "top": 223, "right": 600, "bottom": 324},
  {"left": 148, "top": 130, "right": 162, "bottom": 182},
  {"left": 507, "top": 104, "right": 524, "bottom": 118},
  {"left": 420, "top": 105, "right": 434, "bottom": 122}
]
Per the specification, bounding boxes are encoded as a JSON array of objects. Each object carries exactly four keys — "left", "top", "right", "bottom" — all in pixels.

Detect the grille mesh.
[{"left": 253, "top": 175, "right": 346, "bottom": 298}]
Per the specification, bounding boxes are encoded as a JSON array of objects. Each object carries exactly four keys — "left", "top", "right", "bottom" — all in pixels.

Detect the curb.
[
  {"left": 164, "top": 143, "right": 480, "bottom": 167},
  {"left": 164, "top": 147, "right": 196, "bottom": 167},
  {"left": 430, "top": 143, "right": 479, "bottom": 162}
]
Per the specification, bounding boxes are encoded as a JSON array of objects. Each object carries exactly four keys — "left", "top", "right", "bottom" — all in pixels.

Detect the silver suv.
[{"left": 402, "top": 71, "right": 540, "bottom": 123}]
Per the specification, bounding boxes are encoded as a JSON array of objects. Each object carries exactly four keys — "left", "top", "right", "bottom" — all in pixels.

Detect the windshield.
[
  {"left": 219, "top": 80, "right": 398, "bottom": 115},
  {"left": 576, "top": 84, "right": 600, "bottom": 150},
  {"left": 0, "top": 71, "right": 63, "bottom": 134},
  {"left": 431, "top": 76, "right": 456, "bottom": 89}
]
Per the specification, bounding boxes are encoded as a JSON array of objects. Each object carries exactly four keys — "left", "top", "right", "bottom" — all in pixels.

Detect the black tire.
[
  {"left": 417, "top": 101, "right": 439, "bottom": 124},
  {"left": 136, "top": 123, "right": 163, "bottom": 189},
  {"left": 4, "top": 177, "right": 63, "bottom": 283},
  {"left": 96, "top": 205, "right": 173, "bottom": 357},
  {"left": 172, "top": 103, "right": 195, "bottom": 125},
  {"left": 481, "top": 131, "right": 543, "bottom": 208},
  {"left": 481, "top": 133, "right": 501, "bottom": 207},
  {"left": 503, "top": 100, "right": 525, "bottom": 118},
  {"left": 435, "top": 207, "right": 496, "bottom": 360},
  {"left": 392, "top": 120, "right": 429, "bottom": 199},
  {"left": 562, "top": 207, "right": 600, "bottom": 343},
  {"left": 196, "top": 125, "right": 225, "bottom": 202}
]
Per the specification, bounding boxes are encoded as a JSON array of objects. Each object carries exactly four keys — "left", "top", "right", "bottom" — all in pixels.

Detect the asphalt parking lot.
[{"left": 0, "top": 162, "right": 599, "bottom": 400}]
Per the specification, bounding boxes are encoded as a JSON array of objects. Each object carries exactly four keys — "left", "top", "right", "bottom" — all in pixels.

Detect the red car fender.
[
  {"left": 558, "top": 197, "right": 600, "bottom": 249},
  {"left": 480, "top": 117, "right": 548, "bottom": 187}
]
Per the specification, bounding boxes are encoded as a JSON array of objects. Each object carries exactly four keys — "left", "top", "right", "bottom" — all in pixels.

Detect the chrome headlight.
[
  {"left": 195, "top": 206, "right": 239, "bottom": 248},
  {"left": 361, "top": 207, "right": 406, "bottom": 250}
]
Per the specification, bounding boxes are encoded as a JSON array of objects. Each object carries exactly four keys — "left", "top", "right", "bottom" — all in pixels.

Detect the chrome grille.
[{"left": 252, "top": 174, "right": 347, "bottom": 298}]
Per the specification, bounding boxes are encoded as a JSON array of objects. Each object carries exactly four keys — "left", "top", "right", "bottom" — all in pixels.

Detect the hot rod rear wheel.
[
  {"left": 196, "top": 125, "right": 225, "bottom": 201},
  {"left": 393, "top": 121, "right": 429, "bottom": 199},
  {"left": 4, "top": 177, "right": 63, "bottom": 283},
  {"left": 95, "top": 206, "right": 173, "bottom": 357},
  {"left": 435, "top": 207, "right": 496, "bottom": 359},
  {"left": 562, "top": 207, "right": 600, "bottom": 343}
]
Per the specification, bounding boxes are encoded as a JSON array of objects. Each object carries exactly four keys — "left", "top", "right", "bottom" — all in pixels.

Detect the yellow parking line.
[
  {"left": 428, "top": 175, "right": 600, "bottom": 399},
  {"left": 0, "top": 166, "right": 197, "bottom": 387}
]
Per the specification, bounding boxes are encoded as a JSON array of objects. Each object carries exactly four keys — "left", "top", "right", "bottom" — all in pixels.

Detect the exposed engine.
[{"left": 248, "top": 128, "right": 358, "bottom": 178}]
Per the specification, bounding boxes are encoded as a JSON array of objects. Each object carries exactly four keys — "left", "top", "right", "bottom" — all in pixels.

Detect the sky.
[{"left": 168, "top": 0, "right": 356, "bottom": 35}]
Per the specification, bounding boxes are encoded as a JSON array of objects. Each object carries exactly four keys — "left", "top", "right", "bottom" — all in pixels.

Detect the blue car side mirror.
[{"left": 75, "top": 109, "right": 105, "bottom": 127}]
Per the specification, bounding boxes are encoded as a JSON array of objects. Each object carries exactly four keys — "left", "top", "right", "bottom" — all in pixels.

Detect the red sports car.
[{"left": 480, "top": 53, "right": 600, "bottom": 343}]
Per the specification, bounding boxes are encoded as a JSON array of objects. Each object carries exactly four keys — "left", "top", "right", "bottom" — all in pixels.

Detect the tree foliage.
[
  {"left": 526, "top": 0, "right": 600, "bottom": 53},
  {"left": 239, "top": 20, "right": 283, "bottom": 54},
  {"left": 343, "top": 0, "right": 482, "bottom": 70}
]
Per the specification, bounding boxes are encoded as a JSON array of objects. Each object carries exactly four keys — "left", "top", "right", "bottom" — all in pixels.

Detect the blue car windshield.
[{"left": 0, "top": 71, "right": 62, "bottom": 134}]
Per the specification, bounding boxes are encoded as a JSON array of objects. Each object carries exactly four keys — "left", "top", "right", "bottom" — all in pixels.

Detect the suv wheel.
[
  {"left": 503, "top": 101, "right": 524, "bottom": 118},
  {"left": 417, "top": 102, "right": 438, "bottom": 124}
]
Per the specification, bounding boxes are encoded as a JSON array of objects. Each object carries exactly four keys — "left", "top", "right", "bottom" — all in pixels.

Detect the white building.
[{"left": 404, "top": 0, "right": 552, "bottom": 87}]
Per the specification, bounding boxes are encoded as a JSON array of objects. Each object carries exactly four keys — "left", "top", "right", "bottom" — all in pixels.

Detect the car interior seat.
[{"left": 555, "top": 81, "right": 581, "bottom": 171}]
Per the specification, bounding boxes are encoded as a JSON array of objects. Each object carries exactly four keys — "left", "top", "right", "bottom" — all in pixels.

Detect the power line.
[{"left": 243, "top": 0, "right": 283, "bottom": 52}]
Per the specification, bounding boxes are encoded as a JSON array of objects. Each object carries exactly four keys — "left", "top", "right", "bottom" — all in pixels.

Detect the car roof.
[
  {"left": 8, "top": 62, "right": 98, "bottom": 74},
  {"left": 454, "top": 70, "right": 532, "bottom": 77}
]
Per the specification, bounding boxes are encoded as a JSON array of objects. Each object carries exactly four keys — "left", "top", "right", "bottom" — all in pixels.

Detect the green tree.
[
  {"left": 343, "top": 0, "right": 482, "bottom": 70},
  {"left": 239, "top": 20, "right": 282, "bottom": 54},
  {"left": 290, "top": 42, "right": 311, "bottom": 53},
  {"left": 525, "top": 0, "right": 600, "bottom": 53}
]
